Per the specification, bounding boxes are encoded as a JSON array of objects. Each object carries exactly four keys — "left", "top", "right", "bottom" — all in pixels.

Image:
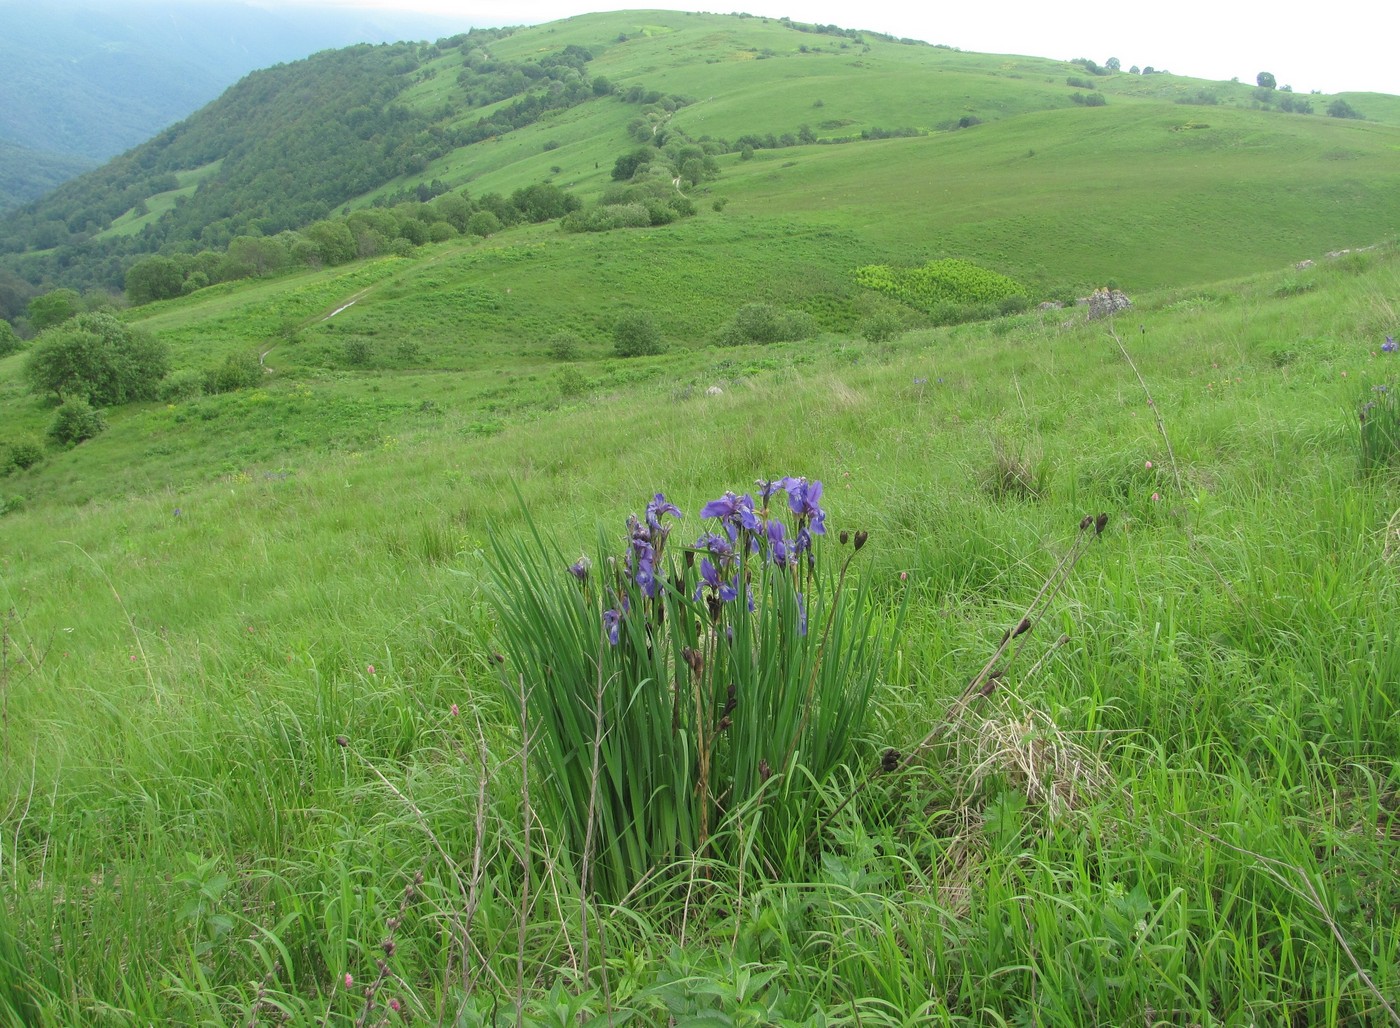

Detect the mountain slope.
[
  {"left": 1, "top": 10, "right": 1397, "bottom": 307},
  {"left": 0, "top": 0, "right": 464, "bottom": 209}
]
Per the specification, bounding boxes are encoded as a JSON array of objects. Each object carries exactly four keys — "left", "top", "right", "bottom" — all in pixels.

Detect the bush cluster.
[
  {"left": 855, "top": 259, "right": 1029, "bottom": 313},
  {"left": 47, "top": 398, "right": 107, "bottom": 447},
  {"left": 716, "top": 303, "right": 818, "bottom": 346},
  {"left": 23, "top": 312, "right": 168, "bottom": 405},
  {"left": 3, "top": 438, "right": 44, "bottom": 473},
  {"left": 612, "top": 311, "right": 663, "bottom": 357}
]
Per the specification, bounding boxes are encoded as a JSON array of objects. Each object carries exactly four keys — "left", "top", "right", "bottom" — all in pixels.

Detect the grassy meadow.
[
  {"left": 2, "top": 239, "right": 1399, "bottom": 1023},
  {"left": 3, "top": 9, "right": 1400, "bottom": 1024}
]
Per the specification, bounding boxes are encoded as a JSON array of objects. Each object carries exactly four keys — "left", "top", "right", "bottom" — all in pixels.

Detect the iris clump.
[
  {"left": 1359, "top": 381, "right": 1400, "bottom": 475},
  {"left": 486, "top": 478, "right": 904, "bottom": 900}
]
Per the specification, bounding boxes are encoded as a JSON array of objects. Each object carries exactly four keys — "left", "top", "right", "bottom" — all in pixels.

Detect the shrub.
[
  {"left": 859, "top": 310, "right": 903, "bottom": 343},
  {"left": 47, "top": 398, "right": 107, "bottom": 448},
  {"left": 483, "top": 481, "right": 903, "bottom": 899},
  {"left": 159, "top": 368, "right": 205, "bottom": 402},
  {"left": 342, "top": 338, "right": 374, "bottom": 368},
  {"left": 855, "top": 259, "right": 1028, "bottom": 316},
  {"left": 547, "top": 332, "right": 583, "bottom": 361},
  {"left": 0, "top": 321, "right": 21, "bottom": 358},
  {"left": 4, "top": 438, "right": 44, "bottom": 473},
  {"left": 1327, "top": 99, "right": 1363, "bottom": 119},
  {"left": 203, "top": 352, "right": 263, "bottom": 394},
  {"left": 612, "top": 311, "right": 663, "bottom": 357},
  {"left": 24, "top": 313, "right": 169, "bottom": 405},
  {"left": 466, "top": 211, "right": 501, "bottom": 237},
  {"left": 556, "top": 366, "right": 587, "bottom": 398},
  {"left": 718, "top": 303, "right": 818, "bottom": 346}
]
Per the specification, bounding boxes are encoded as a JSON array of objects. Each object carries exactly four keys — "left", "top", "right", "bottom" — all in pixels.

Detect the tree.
[
  {"left": 0, "top": 320, "right": 20, "bottom": 358},
  {"left": 1256, "top": 71, "right": 1276, "bottom": 89},
  {"left": 24, "top": 313, "right": 169, "bottom": 405},
  {"left": 1105, "top": 57, "right": 1121, "bottom": 72},
  {"left": 466, "top": 210, "right": 501, "bottom": 237},
  {"left": 302, "top": 221, "right": 357, "bottom": 266},
  {"left": 612, "top": 311, "right": 663, "bottom": 357},
  {"left": 1327, "top": 98, "right": 1362, "bottom": 119},
  {"left": 1129, "top": 65, "right": 1140, "bottom": 75},
  {"left": 27, "top": 289, "right": 82, "bottom": 332},
  {"left": 611, "top": 148, "right": 655, "bottom": 182},
  {"left": 47, "top": 398, "right": 107, "bottom": 448},
  {"left": 125, "top": 256, "right": 185, "bottom": 304}
]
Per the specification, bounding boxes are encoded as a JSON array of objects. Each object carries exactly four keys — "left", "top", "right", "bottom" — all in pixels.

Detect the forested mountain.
[
  {"left": 0, "top": 0, "right": 462, "bottom": 210},
  {"left": 2, "top": 9, "right": 1398, "bottom": 327}
]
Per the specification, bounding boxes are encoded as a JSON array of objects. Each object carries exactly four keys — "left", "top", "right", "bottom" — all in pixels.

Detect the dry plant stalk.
[{"left": 814, "top": 513, "right": 1108, "bottom": 841}]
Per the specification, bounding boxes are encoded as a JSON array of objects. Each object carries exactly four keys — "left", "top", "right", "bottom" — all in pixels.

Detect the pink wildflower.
[
  {"left": 1151, "top": 492, "right": 1161, "bottom": 502},
  {"left": 899, "top": 572, "right": 908, "bottom": 581},
  {"left": 450, "top": 703, "right": 460, "bottom": 716},
  {"left": 1145, "top": 460, "right": 1153, "bottom": 469},
  {"left": 367, "top": 664, "right": 376, "bottom": 675},
  {"left": 344, "top": 973, "right": 353, "bottom": 989}
]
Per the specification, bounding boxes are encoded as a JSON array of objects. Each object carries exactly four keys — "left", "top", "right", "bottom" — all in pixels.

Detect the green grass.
[
  {"left": 2, "top": 239, "right": 1399, "bottom": 1023},
  {"left": 3, "top": 12, "right": 1400, "bottom": 1021}
]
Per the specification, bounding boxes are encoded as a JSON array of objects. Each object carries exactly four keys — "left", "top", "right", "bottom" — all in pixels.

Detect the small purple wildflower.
[
  {"left": 695, "top": 531, "right": 734, "bottom": 563},
  {"left": 700, "top": 491, "right": 761, "bottom": 540},
  {"left": 913, "top": 377, "right": 928, "bottom": 385},
  {"left": 645, "top": 492, "right": 683, "bottom": 530},
  {"left": 766, "top": 519, "right": 791, "bottom": 567},
  {"left": 568, "top": 556, "right": 590, "bottom": 581},
  {"left": 782, "top": 477, "right": 827, "bottom": 535},
  {"left": 694, "top": 558, "right": 739, "bottom": 604},
  {"left": 603, "top": 606, "right": 623, "bottom": 645},
  {"left": 1383, "top": 335, "right": 1398, "bottom": 353}
]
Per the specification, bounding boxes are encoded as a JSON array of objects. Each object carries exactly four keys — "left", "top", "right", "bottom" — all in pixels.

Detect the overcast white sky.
[{"left": 261, "top": 0, "right": 1398, "bottom": 95}]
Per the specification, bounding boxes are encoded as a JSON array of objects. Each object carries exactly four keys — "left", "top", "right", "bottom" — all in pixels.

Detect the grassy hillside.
[
  {"left": 4, "top": 9, "right": 1398, "bottom": 304},
  {"left": 2, "top": 238, "right": 1399, "bottom": 1023},
  {"left": 2, "top": 11, "right": 1400, "bottom": 1024}
]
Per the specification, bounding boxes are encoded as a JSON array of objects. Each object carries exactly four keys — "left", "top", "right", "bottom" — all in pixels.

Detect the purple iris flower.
[
  {"left": 626, "top": 515, "right": 660, "bottom": 597},
  {"left": 603, "top": 607, "right": 622, "bottom": 645},
  {"left": 700, "top": 491, "right": 761, "bottom": 540},
  {"left": 568, "top": 556, "right": 590, "bottom": 581},
  {"left": 695, "top": 531, "right": 734, "bottom": 563},
  {"left": 1384, "top": 335, "right": 1398, "bottom": 353},
  {"left": 694, "top": 558, "right": 739, "bottom": 604},
  {"left": 755, "top": 478, "right": 783, "bottom": 505},
  {"left": 783, "top": 477, "right": 827, "bottom": 535},
  {"left": 767, "top": 520, "right": 791, "bottom": 567},
  {"left": 646, "top": 492, "right": 682, "bottom": 531}
]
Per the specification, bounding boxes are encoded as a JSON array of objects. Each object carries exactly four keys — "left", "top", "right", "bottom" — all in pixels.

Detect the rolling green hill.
[
  {"left": 2, "top": 9, "right": 1397, "bottom": 308},
  {"left": 3, "top": 10, "right": 1400, "bottom": 1026}
]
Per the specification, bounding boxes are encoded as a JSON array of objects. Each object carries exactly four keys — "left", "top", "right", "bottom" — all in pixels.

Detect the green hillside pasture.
[
  {"left": 96, "top": 160, "right": 225, "bottom": 240},
  {"left": 2, "top": 252, "right": 1399, "bottom": 1021},
  {"left": 719, "top": 102, "right": 1400, "bottom": 290}
]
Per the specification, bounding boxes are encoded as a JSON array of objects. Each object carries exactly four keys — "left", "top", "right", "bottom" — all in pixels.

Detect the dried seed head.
[
  {"left": 382, "top": 938, "right": 396, "bottom": 957},
  {"left": 853, "top": 530, "right": 869, "bottom": 551},
  {"left": 716, "top": 715, "right": 732, "bottom": 733},
  {"left": 492, "top": 652, "right": 505, "bottom": 664},
  {"left": 1094, "top": 512, "right": 1109, "bottom": 535},
  {"left": 758, "top": 758, "right": 772, "bottom": 782},
  {"left": 706, "top": 594, "right": 722, "bottom": 622},
  {"left": 839, "top": 530, "right": 850, "bottom": 545},
  {"left": 998, "top": 627, "right": 1011, "bottom": 647},
  {"left": 682, "top": 646, "right": 704, "bottom": 678},
  {"left": 880, "top": 748, "right": 901, "bottom": 773},
  {"left": 1079, "top": 514, "right": 1094, "bottom": 532},
  {"left": 335, "top": 735, "right": 349, "bottom": 748},
  {"left": 1013, "top": 617, "right": 1032, "bottom": 638}
]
